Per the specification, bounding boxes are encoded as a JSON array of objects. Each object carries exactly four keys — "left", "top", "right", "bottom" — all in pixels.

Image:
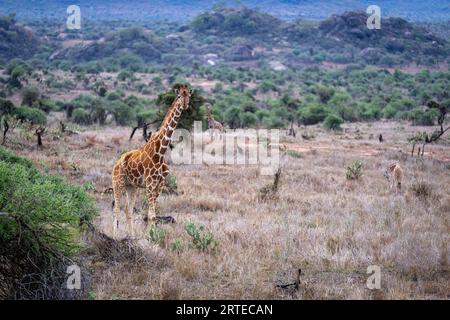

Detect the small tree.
[
  {"left": 72, "top": 108, "right": 91, "bottom": 125},
  {"left": 323, "top": 114, "right": 343, "bottom": 130},
  {"left": 316, "top": 85, "right": 335, "bottom": 104},
  {"left": 155, "top": 83, "right": 205, "bottom": 130},
  {"left": 21, "top": 87, "right": 40, "bottom": 107},
  {"left": 408, "top": 101, "right": 449, "bottom": 157}
]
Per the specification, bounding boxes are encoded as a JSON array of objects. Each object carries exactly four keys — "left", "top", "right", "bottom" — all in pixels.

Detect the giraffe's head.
[{"left": 175, "top": 85, "right": 192, "bottom": 110}]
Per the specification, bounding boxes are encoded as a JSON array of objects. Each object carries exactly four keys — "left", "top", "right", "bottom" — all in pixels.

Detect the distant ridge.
[{"left": 0, "top": 0, "right": 449, "bottom": 23}]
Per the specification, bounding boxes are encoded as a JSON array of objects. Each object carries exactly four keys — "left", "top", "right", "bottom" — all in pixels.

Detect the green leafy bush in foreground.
[
  {"left": 0, "top": 146, "right": 97, "bottom": 299},
  {"left": 185, "top": 222, "right": 218, "bottom": 252}
]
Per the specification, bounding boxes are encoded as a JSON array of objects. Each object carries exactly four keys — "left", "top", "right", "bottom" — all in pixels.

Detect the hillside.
[
  {"left": 317, "top": 12, "right": 448, "bottom": 64},
  {"left": 0, "top": 14, "right": 42, "bottom": 63},
  {"left": 1, "top": 0, "right": 449, "bottom": 22},
  {"left": 47, "top": 8, "right": 449, "bottom": 68},
  {"left": 51, "top": 28, "right": 168, "bottom": 63}
]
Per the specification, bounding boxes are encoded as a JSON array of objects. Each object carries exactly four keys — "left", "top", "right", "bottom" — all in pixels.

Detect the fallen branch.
[{"left": 276, "top": 269, "right": 302, "bottom": 290}]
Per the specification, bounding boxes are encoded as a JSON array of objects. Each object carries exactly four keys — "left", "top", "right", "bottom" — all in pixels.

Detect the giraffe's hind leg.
[
  {"left": 112, "top": 163, "right": 126, "bottom": 238},
  {"left": 112, "top": 183, "right": 123, "bottom": 238}
]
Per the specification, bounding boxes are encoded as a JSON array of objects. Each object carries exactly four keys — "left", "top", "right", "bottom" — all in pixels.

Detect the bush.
[
  {"left": 346, "top": 160, "right": 363, "bottom": 180},
  {"left": 410, "top": 180, "right": 433, "bottom": 200},
  {"left": 136, "top": 109, "right": 157, "bottom": 126},
  {"left": 117, "top": 71, "right": 132, "bottom": 81},
  {"left": 170, "top": 239, "right": 183, "bottom": 253},
  {"left": 299, "top": 104, "right": 330, "bottom": 125},
  {"left": 111, "top": 101, "right": 135, "bottom": 126},
  {"left": 37, "top": 99, "right": 58, "bottom": 113},
  {"left": 409, "top": 108, "right": 439, "bottom": 126},
  {"left": 0, "top": 146, "right": 37, "bottom": 174},
  {"left": 148, "top": 224, "right": 166, "bottom": 245},
  {"left": 14, "top": 106, "right": 47, "bottom": 125},
  {"left": 21, "top": 86, "right": 40, "bottom": 107},
  {"left": 323, "top": 114, "right": 343, "bottom": 130},
  {"left": 185, "top": 222, "right": 217, "bottom": 252},
  {"left": 0, "top": 147, "right": 97, "bottom": 298},
  {"left": 240, "top": 111, "right": 258, "bottom": 127},
  {"left": 72, "top": 107, "right": 91, "bottom": 125},
  {"left": 0, "top": 98, "right": 14, "bottom": 116},
  {"left": 316, "top": 85, "right": 335, "bottom": 103},
  {"left": 357, "top": 102, "right": 382, "bottom": 121},
  {"left": 286, "top": 150, "right": 303, "bottom": 158}
]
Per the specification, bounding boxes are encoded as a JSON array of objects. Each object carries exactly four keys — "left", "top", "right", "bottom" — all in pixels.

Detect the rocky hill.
[
  {"left": 190, "top": 7, "right": 281, "bottom": 38},
  {"left": 0, "top": 14, "right": 42, "bottom": 63},
  {"left": 2, "top": 8, "right": 448, "bottom": 68},
  {"left": 317, "top": 12, "right": 448, "bottom": 62},
  {"left": 51, "top": 27, "right": 169, "bottom": 63}
]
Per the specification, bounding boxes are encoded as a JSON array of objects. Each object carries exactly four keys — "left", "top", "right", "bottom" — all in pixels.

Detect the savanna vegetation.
[{"left": 0, "top": 3, "right": 448, "bottom": 300}]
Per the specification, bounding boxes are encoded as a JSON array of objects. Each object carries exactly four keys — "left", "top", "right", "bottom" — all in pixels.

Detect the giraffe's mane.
[{"left": 161, "top": 94, "right": 182, "bottom": 126}]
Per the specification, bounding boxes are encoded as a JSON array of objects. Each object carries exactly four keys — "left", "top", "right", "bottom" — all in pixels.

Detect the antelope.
[{"left": 384, "top": 163, "right": 403, "bottom": 194}]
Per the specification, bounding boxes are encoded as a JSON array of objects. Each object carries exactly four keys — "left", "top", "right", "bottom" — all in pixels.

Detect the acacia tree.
[
  {"left": 408, "top": 101, "right": 449, "bottom": 156},
  {"left": 155, "top": 83, "right": 206, "bottom": 130}
]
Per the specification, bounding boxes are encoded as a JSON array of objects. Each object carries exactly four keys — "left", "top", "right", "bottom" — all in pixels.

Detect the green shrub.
[
  {"left": 148, "top": 224, "right": 166, "bottom": 245},
  {"left": 185, "top": 222, "right": 218, "bottom": 252},
  {"left": 0, "top": 147, "right": 97, "bottom": 298},
  {"left": 299, "top": 104, "right": 330, "bottom": 125},
  {"left": 0, "top": 146, "right": 37, "bottom": 172},
  {"left": 37, "top": 99, "right": 58, "bottom": 113},
  {"left": 21, "top": 86, "right": 40, "bottom": 107},
  {"left": 14, "top": 106, "right": 47, "bottom": 125},
  {"left": 323, "top": 114, "right": 343, "bottom": 130},
  {"left": 72, "top": 107, "right": 91, "bottom": 125},
  {"left": 136, "top": 109, "right": 157, "bottom": 125},
  {"left": 315, "top": 85, "right": 335, "bottom": 103},
  {"left": 346, "top": 160, "right": 363, "bottom": 180},
  {"left": 286, "top": 150, "right": 303, "bottom": 158},
  {"left": 409, "top": 108, "right": 439, "bottom": 126},
  {"left": 240, "top": 111, "right": 258, "bottom": 127},
  {"left": 0, "top": 98, "right": 14, "bottom": 116},
  {"left": 170, "top": 239, "right": 183, "bottom": 253},
  {"left": 117, "top": 71, "right": 132, "bottom": 81},
  {"left": 111, "top": 101, "right": 135, "bottom": 126}
]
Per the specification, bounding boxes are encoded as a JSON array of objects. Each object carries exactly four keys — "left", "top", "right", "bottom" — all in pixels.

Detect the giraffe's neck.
[
  {"left": 145, "top": 97, "right": 183, "bottom": 155},
  {"left": 207, "top": 112, "right": 214, "bottom": 123}
]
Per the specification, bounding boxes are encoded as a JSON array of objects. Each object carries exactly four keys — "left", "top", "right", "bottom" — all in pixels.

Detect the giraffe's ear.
[{"left": 174, "top": 89, "right": 180, "bottom": 95}]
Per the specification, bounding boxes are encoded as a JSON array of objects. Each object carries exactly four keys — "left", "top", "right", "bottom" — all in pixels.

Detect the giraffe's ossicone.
[{"left": 111, "top": 85, "right": 192, "bottom": 238}]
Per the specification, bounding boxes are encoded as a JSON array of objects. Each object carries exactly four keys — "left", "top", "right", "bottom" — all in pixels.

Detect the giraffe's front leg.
[{"left": 145, "top": 181, "right": 159, "bottom": 230}]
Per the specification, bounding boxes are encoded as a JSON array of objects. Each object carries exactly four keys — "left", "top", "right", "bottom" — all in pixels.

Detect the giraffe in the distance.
[
  {"left": 206, "top": 105, "right": 224, "bottom": 132},
  {"left": 111, "top": 85, "right": 192, "bottom": 237}
]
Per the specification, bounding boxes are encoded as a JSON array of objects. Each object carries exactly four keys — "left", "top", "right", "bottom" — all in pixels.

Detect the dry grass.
[{"left": 4, "top": 120, "right": 450, "bottom": 299}]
